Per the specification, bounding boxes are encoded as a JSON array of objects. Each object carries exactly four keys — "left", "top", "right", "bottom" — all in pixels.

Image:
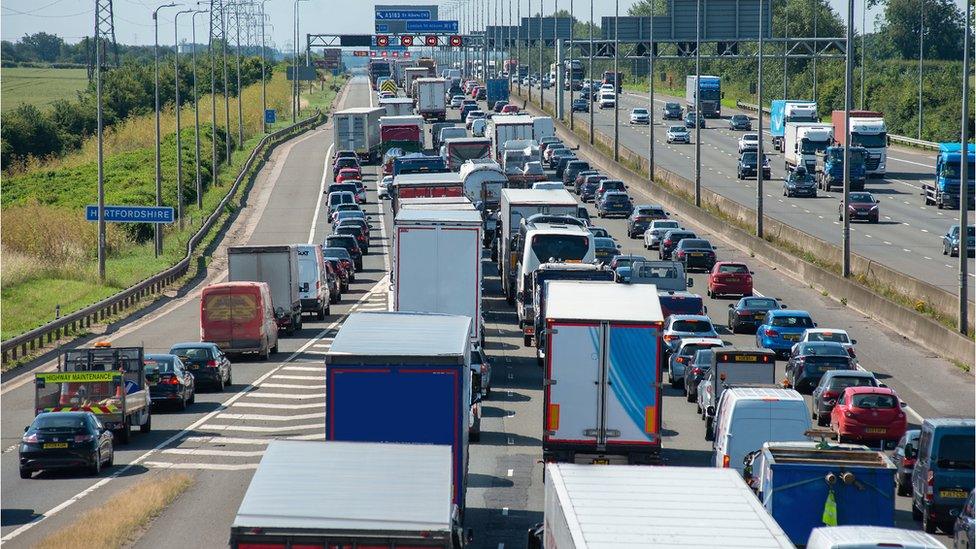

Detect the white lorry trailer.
[
  {"left": 488, "top": 115, "right": 536, "bottom": 161},
  {"left": 415, "top": 77, "right": 448, "bottom": 121},
  {"left": 333, "top": 107, "right": 385, "bottom": 162},
  {"left": 783, "top": 122, "right": 833, "bottom": 173},
  {"left": 378, "top": 96, "right": 415, "bottom": 117},
  {"left": 227, "top": 245, "right": 302, "bottom": 334},
  {"left": 394, "top": 208, "right": 484, "bottom": 346},
  {"left": 533, "top": 463, "right": 794, "bottom": 548}
]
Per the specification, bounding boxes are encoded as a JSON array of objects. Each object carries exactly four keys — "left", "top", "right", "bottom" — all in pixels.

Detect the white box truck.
[
  {"left": 542, "top": 281, "right": 664, "bottom": 465},
  {"left": 534, "top": 463, "right": 794, "bottom": 548},
  {"left": 404, "top": 67, "right": 429, "bottom": 96},
  {"left": 394, "top": 208, "right": 484, "bottom": 345},
  {"left": 227, "top": 245, "right": 303, "bottom": 334},
  {"left": 378, "top": 97, "right": 415, "bottom": 117},
  {"left": 333, "top": 107, "right": 385, "bottom": 163},
  {"left": 784, "top": 122, "right": 833, "bottom": 173},
  {"left": 498, "top": 189, "right": 578, "bottom": 304},
  {"left": 416, "top": 77, "right": 448, "bottom": 121},
  {"left": 532, "top": 116, "right": 555, "bottom": 141},
  {"left": 488, "top": 115, "right": 536, "bottom": 161}
]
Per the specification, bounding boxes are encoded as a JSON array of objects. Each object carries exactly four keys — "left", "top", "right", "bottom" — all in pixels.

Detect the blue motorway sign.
[
  {"left": 375, "top": 23, "right": 389, "bottom": 32},
  {"left": 86, "top": 205, "right": 174, "bottom": 224},
  {"left": 405, "top": 20, "right": 458, "bottom": 33},
  {"left": 264, "top": 109, "right": 276, "bottom": 124},
  {"left": 375, "top": 9, "right": 431, "bottom": 20}
]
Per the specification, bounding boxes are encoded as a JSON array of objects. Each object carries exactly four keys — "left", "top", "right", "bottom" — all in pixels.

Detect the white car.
[
  {"left": 378, "top": 175, "right": 393, "bottom": 199},
  {"left": 532, "top": 181, "right": 565, "bottom": 190},
  {"left": 738, "top": 133, "right": 759, "bottom": 153},
  {"left": 471, "top": 118, "right": 487, "bottom": 137},
  {"left": 598, "top": 91, "right": 616, "bottom": 109},
  {"left": 450, "top": 95, "right": 465, "bottom": 108},
  {"left": 643, "top": 219, "right": 681, "bottom": 250},
  {"left": 798, "top": 328, "right": 858, "bottom": 362},
  {"left": 629, "top": 108, "right": 650, "bottom": 125},
  {"left": 666, "top": 125, "right": 690, "bottom": 144}
]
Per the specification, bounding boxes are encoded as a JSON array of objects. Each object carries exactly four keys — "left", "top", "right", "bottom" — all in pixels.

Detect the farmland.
[{"left": 1, "top": 67, "right": 89, "bottom": 113}]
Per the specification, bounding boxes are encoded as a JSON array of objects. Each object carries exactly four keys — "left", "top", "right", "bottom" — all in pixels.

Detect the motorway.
[
  {"left": 534, "top": 83, "right": 975, "bottom": 299},
  {"left": 0, "top": 74, "right": 972, "bottom": 548}
]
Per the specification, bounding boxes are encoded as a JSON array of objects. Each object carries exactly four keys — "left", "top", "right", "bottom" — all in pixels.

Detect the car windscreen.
[
  {"left": 680, "top": 239, "right": 711, "bottom": 249},
  {"left": 144, "top": 357, "right": 176, "bottom": 373},
  {"left": 851, "top": 133, "right": 887, "bottom": 149},
  {"left": 806, "top": 332, "right": 850, "bottom": 344},
  {"left": 32, "top": 415, "right": 90, "bottom": 431},
  {"left": 602, "top": 181, "right": 625, "bottom": 191},
  {"left": 694, "top": 349, "right": 714, "bottom": 367},
  {"left": 771, "top": 315, "right": 814, "bottom": 328},
  {"left": 742, "top": 298, "right": 778, "bottom": 309},
  {"left": 680, "top": 343, "right": 719, "bottom": 356},
  {"left": 659, "top": 296, "right": 703, "bottom": 315},
  {"left": 849, "top": 193, "right": 875, "bottom": 203},
  {"left": 529, "top": 234, "right": 590, "bottom": 262},
  {"left": 671, "top": 319, "right": 712, "bottom": 333},
  {"left": 827, "top": 376, "right": 876, "bottom": 390},
  {"left": 172, "top": 347, "right": 212, "bottom": 360},
  {"left": 605, "top": 194, "right": 630, "bottom": 203},
  {"left": 653, "top": 222, "right": 680, "bottom": 231},
  {"left": 718, "top": 264, "right": 749, "bottom": 274},
  {"left": 936, "top": 435, "right": 976, "bottom": 469},
  {"left": 336, "top": 227, "right": 361, "bottom": 237},
  {"left": 851, "top": 393, "right": 897, "bottom": 409}
]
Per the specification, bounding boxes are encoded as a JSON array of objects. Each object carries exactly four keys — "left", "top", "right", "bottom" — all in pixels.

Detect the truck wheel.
[
  {"left": 317, "top": 303, "right": 326, "bottom": 320},
  {"left": 523, "top": 335, "right": 532, "bottom": 347},
  {"left": 140, "top": 413, "right": 152, "bottom": 433},
  {"left": 117, "top": 419, "right": 131, "bottom": 444}
]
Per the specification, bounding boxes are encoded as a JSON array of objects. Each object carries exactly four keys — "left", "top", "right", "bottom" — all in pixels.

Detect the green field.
[{"left": 1, "top": 67, "right": 89, "bottom": 113}]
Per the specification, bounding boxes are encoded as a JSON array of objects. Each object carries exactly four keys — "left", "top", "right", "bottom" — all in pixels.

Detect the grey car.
[
  {"left": 810, "top": 370, "right": 880, "bottom": 426},
  {"left": 668, "top": 337, "right": 724, "bottom": 389},
  {"left": 662, "top": 315, "right": 719, "bottom": 356},
  {"left": 894, "top": 429, "right": 921, "bottom": 496},
  {"left": 953, "top": 490, "right": 975, "bottom": 549},
  {"left": 728, "top": 114, "right": 752, "bottom": 131},
  {"left": 685, "top": 349, "right": 714, "bottom": 402},
  {"left": 943, "top": 224, "right": 975, "bottom": 258}
]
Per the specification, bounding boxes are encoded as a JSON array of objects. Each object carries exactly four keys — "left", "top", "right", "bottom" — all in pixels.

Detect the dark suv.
[
  {"left": 673, "top": 238, "right": 716, "bottom": 272},
  {"left": 663, "top": 102, "right": 683, "bottom": 120},
  {"left": 728, "top": 114, "right": 752, "bottom": 131},
  {"left": 324, "top": 234, "right": 363, "bottom": 270},
  {"left": 563, "top": 160, "right": 591, "bottom": 185},
  {"left": 737, "top": 151, "right": 771, "bottom": 180},
  {"left": 579, "top": 174, "right": 607, "bottom": 200},
  {"left": 658, "top": 229, "right": 697, "bottom": 260},
  {"left": 911, "top": 418, "right": 976, "bottom": 534}
]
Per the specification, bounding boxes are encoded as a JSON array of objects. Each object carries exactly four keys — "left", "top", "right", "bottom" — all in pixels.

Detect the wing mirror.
[
  {"left": 687, "top": 278, "right": 694, "bottom": 287},
  {"left": 850, "top": 339, "right": 857, "bottom": 345},
  {"left": 728, "top": 303, "right": 734, "bottom": 308}
]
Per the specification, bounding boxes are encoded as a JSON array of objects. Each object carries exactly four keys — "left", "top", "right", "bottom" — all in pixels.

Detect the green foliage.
[
  {"left": 875, "top": 0, "right": 965, "bottom": 61},
  {"left": 0, "top": 67, "right": 89, "bottom": 114}
]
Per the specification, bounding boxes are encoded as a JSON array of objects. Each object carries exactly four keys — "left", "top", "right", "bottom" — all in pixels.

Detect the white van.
[
  {"left": 598, "top": 90, "right": 616, "bottom": 109},
  {"left": 294, "top": 244, "right": 331, "bottom": 320},
  {"left": 712, "top": 387, "right": 810, "bottom": 472},
  {"left": 806, "top": 526, "right": 944, "bottom": 549}
]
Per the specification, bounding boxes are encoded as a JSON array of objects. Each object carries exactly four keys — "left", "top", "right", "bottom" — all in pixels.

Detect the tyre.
[
  {"left": 140, "top": 413, "right": 152, "bottom": 433},
  {"left": 226, "top": 367, "right": 232, "bottom": 386},
  {"left": 178, "top": 392, "right": 187, "bottom": 411},
  {"left": 117, "top": 419, "right": 131, "bottom": 444},
  {"left": 217, "top": 372, "right": 225, "bottom": 391},
  {"left": 704, "top": 419, "right": 714, "bottom": 441},
  {"left": 271, "top": 341, "right": 278, "bottom": 354},
  {"left": 106, "top": 448, "right": 114, "bottom": 467},
  {"left": 188, "top": 388, "right": 195, "bottom": 405},
  {"left": 317, "top": 303, "right": 326, "bottom": 320},
  {"left": 912, "top": 501, "right": 923, "bottom": 521},
  {"left": 922, "top": 507, "right": 938, "bottom": 533},
  {"left": 686, "top": 390, "right": 695, "bottom": 402},
  {"left": 896, "top": 479, "right": 911, "bottom": 497},
  {"left": 89, "top": 451, "right": 102, "bottom": 476},
  {"left": 20, "top": 468, "right": 31, "bottom": 479},
  {"left": 261, "top": 342, "right": 271, "bottom": 361},
  {"left": 523, "top": 334, "right": 532, "bottom": 347},
  {"left": 470, "top": 430, "right": 480, "bottom": 443}
]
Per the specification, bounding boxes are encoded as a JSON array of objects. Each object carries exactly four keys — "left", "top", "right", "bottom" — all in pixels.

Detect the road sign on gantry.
[{"left": 376, "top": 35, "right": 390, "bottom": 47}]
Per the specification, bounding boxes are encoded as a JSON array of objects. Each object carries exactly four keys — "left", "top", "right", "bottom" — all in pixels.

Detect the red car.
[
  {"left": 470, "top": 86, "right": 482, "bottom": 99},
  {"left": 707, "top": 262, "right": 754, "bottom": 298},
  {"left": 830, "top": 386, "right": 907, "bottom": 446},
  {"left": 325, "top": 258, "right": 350, "bottom": 292},
  {"left": 335, "top": 168, "right": 361, "bottom": 184},
  {"left": 500, "top": 104, "right": 520, "bottom": 114}
]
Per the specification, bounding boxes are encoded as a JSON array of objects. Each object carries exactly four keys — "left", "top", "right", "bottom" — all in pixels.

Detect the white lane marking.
[
  {"left": 215, "top": 412, "right": 325, "bottom": 422},
  {"left": 281, "top": 365, "right": 324, "bottom": 372},
  {"left": 288, "top": 433, "right": 326, "bottom": 440},
  {"left": 182, "top": 436, "right": 270, "bottom": 445},
  {"left": 259, "top": 383, "right": 327, "bottom": 390},
  {"left": 144, "top": 461, "right": 259, "bottom": 471},
  {"left": 502, "top": 507, "right": 509, "bottom": 516},
  {"left": 197, "top": 423, "right": 323, "bottom": 433},
  {"left": 238, "top": 392, "right": 324, "bottom": 400},
  {"left": 309, "top": 141, "right": 335, "bottom": 244},
  {"left": 312, "top": 343, "right": 331, "bottom": 348},
  {"left": 507, "top": 468, "right": 514, "bottom": 477},
  {"left": 230, "top": 401, "right": 324, "bottom": 410},
  {"left": 161, "top": 448, "right": 267, "bottom": 458},
  {"left": 269, "top": 374, "right": 325, "bottom": 381},
  {"left": 888, "top": 155, "right": 932, "bottom": 168}
]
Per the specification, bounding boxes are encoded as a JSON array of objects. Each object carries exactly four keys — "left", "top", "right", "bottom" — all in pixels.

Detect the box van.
[
  {"left": 200, "top": 281, "right": 279, "bottom": 359},
  {"left": 294, "top": 244, "right": 331, "bottom": 320},
  {"left": 712, "top": 387, "right": 810, "bottom": 472},
  {"left": 598, "top": 90, "right": 616, "bottom": 109},
  {"left": 911, "top": 417, "right": 976, "bottom": 534},
  {"left": 806, "top": 526, "right": 944, "bottom": 549}
]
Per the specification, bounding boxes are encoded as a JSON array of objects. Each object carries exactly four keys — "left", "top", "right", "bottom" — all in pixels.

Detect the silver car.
[
  {"left": 662, "top": 315, "right": 719, "bottom": 356},
  {"left": 666, "top": 125, "right": 690, "bottom": 144},
  {"left": 629, "top": 108, "right": 650, "bottom": 124},
  {"left": 668, "top": 337, "right": 724, "bottom": 389},
  {"left": 643, "top": 219, "right": 681, "bottom": 250}
]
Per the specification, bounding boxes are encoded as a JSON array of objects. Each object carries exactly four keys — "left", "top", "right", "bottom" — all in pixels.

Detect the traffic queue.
[{"left": 18, "top": 61, "right": 974, "bottom": 549}]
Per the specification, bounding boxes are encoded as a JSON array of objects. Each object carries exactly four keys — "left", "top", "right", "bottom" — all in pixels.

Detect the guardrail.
[
  {"left": 1, "top": 111, "right": 326, "bottom": 365},
  {"left": 734, "top": 100, "right": 940, "bottom": 150}
]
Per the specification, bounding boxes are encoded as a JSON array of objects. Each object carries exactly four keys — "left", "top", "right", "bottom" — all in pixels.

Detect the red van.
[{"left": 200, "top": 282, "right": 279, "bottom": 360}]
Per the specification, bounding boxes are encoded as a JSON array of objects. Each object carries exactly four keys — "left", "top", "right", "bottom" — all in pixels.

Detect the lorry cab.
[
  {"left": 712, "top": 387, "right": 810, "bottom": 472},
  {"left": 846, "top": 116, "right": 888, "bottom": 176},
  {"left": 784, "top": 123, "right": 833, "bottom": 173},
  {"left": 932, "top": 143, "right": 976, "bottom": 210},
  {"left": 294, "top": 244, "right": 331, "bottom": 321},
  {"left": 200, "top": 281, "right": 279, "bottom": 359},
  {"left": 911, "top": 417, "right": 976, "bottom": 534},
  {"left": 516, "top": 223, "right": 594, "bottom": 326}
]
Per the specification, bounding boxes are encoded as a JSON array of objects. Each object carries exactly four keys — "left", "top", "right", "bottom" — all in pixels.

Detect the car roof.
[
  {"left": 145, "top": 353, "right": 178, "bottom": 361},
  {"left": 603, "top": 191, "right": 628, "bottom": 197},
  {"left": 36, "top": 411, "right": 91, "bottom": 419},
  {"left": 771, "top": 309, "right": 811, "bottom": 317},
  {"left": 594, "top": 237, "right": 616, "bottom": 245},
  {"left": 822, "top": 369, "right": 876, "bottom": 380},
  {"left": 678, "top": 337, "right": 724, "bottom": 347},
  {"left": 795, "top": 341, "right": 849, "bottom": 354},
  {"left": 843, "top": 386, "right": 896, "bottom": 396},
  {"left": 170, "top": 342, "right": 218, "bottom": 350},
  {"left": 804, "top": 328, "right": 849, "bottom": 335}
]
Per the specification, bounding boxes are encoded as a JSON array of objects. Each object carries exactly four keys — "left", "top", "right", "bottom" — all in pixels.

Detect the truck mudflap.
[{"left": 543, "top": 441, "right": 662, "bottom": 465}]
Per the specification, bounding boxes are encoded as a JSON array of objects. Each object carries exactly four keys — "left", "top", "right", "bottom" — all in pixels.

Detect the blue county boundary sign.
[{"left": 86, "top": 205, "right": 175, "bottom": 224}]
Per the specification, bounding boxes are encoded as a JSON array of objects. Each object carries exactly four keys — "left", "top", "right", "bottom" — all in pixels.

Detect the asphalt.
[
  {"left": 1, "top": 75, "right": 972, "bottom": 548},
  {"left": 534, "top": 84, "right": 975, "bottom": 299}
]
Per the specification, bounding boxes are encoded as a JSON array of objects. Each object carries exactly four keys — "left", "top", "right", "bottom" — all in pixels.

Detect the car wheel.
[
  {"left": 89, "top": 451, "right": 102, "bottom": 476},
  {"left": 261, "top": 342, "right": 271, "bottom": 361},
  {"left": 106, "top": 447, "right": 114, "bottom": 467},
  {"left": 912, "top": 501, "right": 923, "bottom": 521},
  {"left": 896, "top": 479, "right": 911, "bottom": 497},
  {"left": 317, "top": 303, "right": 326, "bottom": 320},
  {"left": 704, "top": 419, "right": 714, "bottom": 441},
  {"left": 523, "top": 334, "right": 532, "bottom": 347},
  {"left": 922, "top": 507, "right": 939, "bottom": 533},
  {"left": 188, "top": 387, "right": 195, "bottom": 405},
  {"left": 271, "top": 341, "right": 278, "bottom": 354},
  {"left": 178, "top": 392, "right": 187, "bottom": 411},
  {"left": 943, "top": 243, "right": 949, "bottom": 255},
  {"left": 19, "top": 468, "right": 31, "bottom": 479},
  {"left": 686, "top": 390, "right": 695, "bottom": 402},
  {"left": 226, "top": 367, "right": 233, "bottom": 386},
  {"left": 140, "top": 413, "right": 152, "bottom": 433},
  {"left": 216, "top": 372, "right": 225, "bottom": 392}
]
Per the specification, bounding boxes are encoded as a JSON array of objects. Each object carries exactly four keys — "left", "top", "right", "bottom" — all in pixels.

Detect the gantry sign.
[{"left": 306, "top": 33, "right": 482, "bottom": 50}]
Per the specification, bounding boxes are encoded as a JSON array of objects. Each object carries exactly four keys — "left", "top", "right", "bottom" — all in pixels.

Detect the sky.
[{"left": 0, "top": 0, "right": 966, "bottom": 51}]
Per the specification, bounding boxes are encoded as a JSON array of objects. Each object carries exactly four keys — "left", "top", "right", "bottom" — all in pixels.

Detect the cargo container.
[
  {"left": 333, "top": 107, "right": 385, "bottom": 162},
  {"left": 485, "top": 78, "right": 509, "bottom": 106},
  {"left": 392, "top": 172, "right": 465, "bottom": 214},
  {"left": 229, "top": 441, "right": 467, "bottom": 548},
  {"left": 415, "top": 77, "right": 448, "bottom": 121},
  {"left": 394, "top": 208, "right": 483, "bottom": 345},
  {"left": 442, "top": 137, "right": 492, "bottom": 171},
  {"left": 685, "top": 75, "right": 722, "bottom": 117},
  {"left": 458, "top": 159, "right": 507, "bottom": 210},
  {"left": 831, "top": 110, "right": 888, "bottom": 176},
  {"left": 404, "top": 67, "right": 430, "bottom": 96},
  {"left": 745, "top": 441, "right": 897, "bottom": 545},
  {"left": 325, "top": 312, "right": 472, "bottom": 508},
  {"left": 487, "top": 115, "right": 536, "bottom": 160},
  {"left": 535, "top": 464, "right": 793, "bottom": 548},
  {"left": 378, "top": 96, "right": 415, "bottom": 117},
  {"left": 770, "top": 100, "right": 819, "bottom": 151},
  {"left": 543, "top": 281, "right": 664, "bottom": 464},
  {"left": 227, "top": 245, "right": 302, "bottom": 334},
  {"left": 531, "top": 263, "right": 615, "bottom": 358},
  {"left": 380, "top": 115, "right": 424, "bottom": 152},
  {"left": 784, "top": 122, "right": 833, "bottom": 173}
]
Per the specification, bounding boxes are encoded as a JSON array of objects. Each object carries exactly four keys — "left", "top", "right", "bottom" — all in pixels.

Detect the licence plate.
[
  {"left": 865, "top": 427, "right": 886, "bottom": 434},
  {"left": 940, "top": 489, "right": 968, "bottom": 499},
  {"left": 691, "top": 253, "right": 704, "bottom": 257},
  {"left": 754, "top": 313, "right": 765, "bottom": 319},
  {"left": 43, "top": 442, "right": 68, "bottom": 449},
  {"left": 783, "top": 334, "right": 800, "bottom": 341},
  {"left": 591, "top": 458, "right": 609, "bottom": 465}
]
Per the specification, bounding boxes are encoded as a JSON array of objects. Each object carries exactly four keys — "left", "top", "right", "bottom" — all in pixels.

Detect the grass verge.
[
  {"left": 34, "top": 473, "right": 193, "bottom": 549},
  {"left": 0, "top": 67, "right": 89, "bottom": 114}
]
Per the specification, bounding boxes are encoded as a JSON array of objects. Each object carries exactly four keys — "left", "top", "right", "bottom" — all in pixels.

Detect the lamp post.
[
  {"left": 917, "top": 5, "right": 924, "bottom": 139},
  {"left": 612, "top": 0, "right": 618, "bottom": 161},
  {"left": 260, "top": 0, "right": 268, "bottom": 133},
  {"left": 293, "top": 0, "right": 308, "bottom": 122},
  {"left": 694, "top": 0, "right": 701, "bottom": 205},
  {"left": 192, "top": 9, "right": 207, "bottom": 208},
  {"left": 175, "top": 9, "right": 194, "bottom": 229},
  {"left": 154, "top": 2, "right": 179, "bottom": 257},
  {"left": 588, "top": 0, "right": 593, "bottom": 145},
  {"left": 842, "top": 0, "right": 854, "bottom": 277},
  {"left": 958, "top": 0, "right": 971, "bottom": 334},
  {"left": 756, "top": 0, "right": 766, "bottom": 235}
]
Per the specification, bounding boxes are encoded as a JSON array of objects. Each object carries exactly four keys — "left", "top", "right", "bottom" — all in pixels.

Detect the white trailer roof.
[
  {"left": 545, "top": 281, "right": 663, "bottom": 323},
  {"left": 395, "top": 208, "right": 483, "bottom": 225},
  {"left": 491, "top": 114, "right": 534, "bottom": 126},
  {"left": 336, "top": 107, "right": 385, "bottom": 115},
  {"left": 379, "top": 97, "right": 414, "bottom": 104},
  {"left": 233, "top": 441, "right": 453, "bottom": 533},
  {"left": 398, "top": 196, "right": 474, "bottom": 209},
  {"left": 501, "top": 188, "right": 576, "bottom": 207},
  {"left": 380, "top": 115, "right": 424, "bottom": 125},
  {"left": 393, "top": 172, "right": 464, "bottom": 187},
  {"left": 548, "top": 464, "right": 793, "bottom": 548},
  {"left": 327, "top": 312, "right": 470, "bottom": 359}
]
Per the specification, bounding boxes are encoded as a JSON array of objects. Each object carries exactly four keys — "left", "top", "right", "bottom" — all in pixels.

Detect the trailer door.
[
  {"left": 395, "top": 227, "right": 437, "bottom": 312},
  {"left": 545, "top": 322, "right": 600, "bottom": 445},
  {"left": 436, "top": 226, "right": 481, "bottom": 341},
  {"left": 603, "top": 323, "right": 661, "bottom": 446}
]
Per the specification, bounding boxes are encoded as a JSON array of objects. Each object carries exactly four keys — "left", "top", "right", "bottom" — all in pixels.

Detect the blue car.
[
  {"left": 596, "top": 191, "right": 633, "bottom": 218},
  {"left": 755, "top": 309, "right": 817, "bottom": 357}
]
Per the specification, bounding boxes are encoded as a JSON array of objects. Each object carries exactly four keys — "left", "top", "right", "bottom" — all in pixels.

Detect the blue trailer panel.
[{"left": 486, "top": 78, "right": 509, "bottom": 106}]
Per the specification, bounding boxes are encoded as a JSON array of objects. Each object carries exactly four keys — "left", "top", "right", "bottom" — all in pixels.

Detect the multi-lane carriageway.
[
  {"left": 535, "top": 84, "right": 975, "bottom": 299},
  {"left": 0, "top": 75, "right": 972, "bottom": 548}
]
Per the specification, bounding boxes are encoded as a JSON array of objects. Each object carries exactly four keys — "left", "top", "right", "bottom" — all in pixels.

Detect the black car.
[
  {"left": 685, "top": 349, "right": 714, "bottom": 403},
  {"left": 674, "top": 238, "right": 716, "bottom": 272},
  {"left": 658, "top": 229, "right": 697, "bottom": 260},
  {"left": 662, "top": 102, "right": 683, "bottom": 120},
  {"left": 169, "top": 342, "right": 232, "bottom": 391},
  {"left": 783, "top": 167, "right": 817, "bottom": 197},
  {"left": 145, "top": 353, "right": 196, "bottom": 409},
  {"left": 626, "top": 205, "right": 667, "bottom": 239},
  {"left": 20, "top": 412, "right": 114, "bottom": 478},
  {"left": 563, "top": 160, "right": 591, "bottom": 185},
  {"left": 572, "top": 170, "right": 600, "bottom": 193},
  {"left": 579, "top": 174, "right": 607, "bottom": 199},
  {"left": 554, "top": 153, "right": 579, "bottom": 178},
  {"left": 596, "top": 192, "right": 634, "bottom": 218},
  {"left": 728, "top": 114, "right": 752, "bottom": 131},
  {"left": 572, "top": 97, "right": 589, "bottom": 112},
  {"left": 334, "top": 224, "right": 369, "bottom": 255},
  {"left": 810, "top": 370, "right": 880, "bottom": 426},
  {"left": 685, "top": 111, "right": 705, "bottom": 128},
  {"left": 785, "top": 341, "right": 856, "bottom": 394},
  {"left": 324, "top": 234, "right": 363, "bottom": 270},
  {"left": 727, "top": 296, "right": 785, "bottom": 334},
  {"left": 737, "top": 151, "right": 771, "bottom": 180},
  {"left": 460, "top": 102, "right": 479, "bottom": 121}
]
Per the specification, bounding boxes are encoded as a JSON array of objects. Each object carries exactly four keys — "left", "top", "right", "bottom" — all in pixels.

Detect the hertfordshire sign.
[{"left": 86, "top": 205, "right": 174, "bottom": 224}]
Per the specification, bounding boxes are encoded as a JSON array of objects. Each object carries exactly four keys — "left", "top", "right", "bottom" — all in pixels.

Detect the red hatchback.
[
  {"left": 335, "top": 168, "right": 361, "bottom": 184},
  {"left": 501, "top": 104, "right": 520, "bottom": 114},
  {"left": 707, "top": 262, "right": 754, "bottom": 298},
  {"left": 830, "top": 386, "right": 907, "bottom": 446}
]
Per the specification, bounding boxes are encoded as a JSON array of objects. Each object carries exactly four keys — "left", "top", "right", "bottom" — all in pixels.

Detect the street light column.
[
  {"left": 192, "top": 9, "right": 207, "bottom": 209},
  {"left": 154, "top": 2, "right": 179, "bottom": 257},
  {"left": 175, "top": 9, "right": 194, "bottom": 229}
]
